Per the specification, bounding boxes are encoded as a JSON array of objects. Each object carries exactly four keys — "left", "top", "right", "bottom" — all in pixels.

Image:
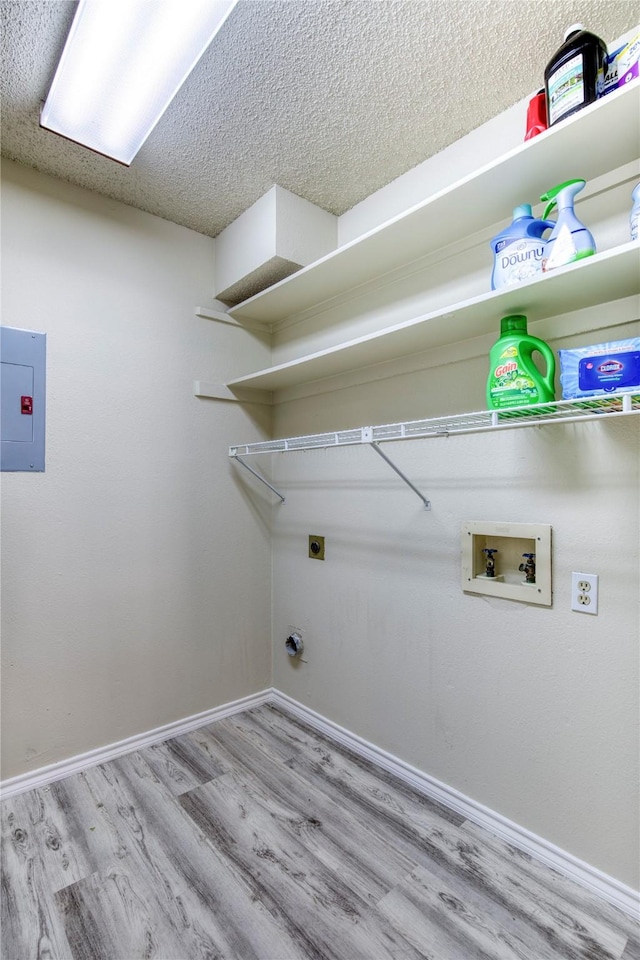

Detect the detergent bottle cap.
[
  {"left": 513, "top": 203, "right": 533, "bottom": 219},
  {"left": 564, "top": 23, "right": 584, "bottom": 41},
  {"left": 541, "top": 178, "right": 586, "bottom": 219},
  {"left": 500, "top": 315, "right": 528, "bottom": 335}
]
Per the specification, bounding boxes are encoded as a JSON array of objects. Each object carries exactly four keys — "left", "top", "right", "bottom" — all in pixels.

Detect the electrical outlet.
[{"left": 571, "top": 572, "right": 598, "bottom": 614}]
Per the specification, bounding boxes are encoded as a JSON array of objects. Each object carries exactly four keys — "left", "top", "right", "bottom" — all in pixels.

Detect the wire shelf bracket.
[
  {"left": 368, "top": 436, "right": 431, "bottom": 510},
  {"left": 232, "top": 455, "right": 286, "bottom": 504}
]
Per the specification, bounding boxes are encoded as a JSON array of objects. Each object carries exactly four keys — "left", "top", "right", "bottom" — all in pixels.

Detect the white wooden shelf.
[
  {"left": 230, "top": 393, "right": 640, "bottom": 457},
  {"left": 227, "top": 241, "right": 640, "bottom": 392},
  {"left": 228, "top": 81, "right": 639, "bottom": 325}
]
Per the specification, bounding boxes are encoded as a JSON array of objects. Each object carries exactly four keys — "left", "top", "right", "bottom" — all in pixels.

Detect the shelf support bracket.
[
  {"left": 369, "top": 441, "right": 431, "bottom": 510},
  {"left": 232, "top": 455, "right": 286, "bottom": 504}
]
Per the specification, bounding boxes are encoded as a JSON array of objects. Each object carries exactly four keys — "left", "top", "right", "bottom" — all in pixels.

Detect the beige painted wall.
[
  {"left": 0, "top": 161, "right": 272, "bottom": 780},
  {"left": 270, "top": 329, "right": 640, "bottom": 889}
]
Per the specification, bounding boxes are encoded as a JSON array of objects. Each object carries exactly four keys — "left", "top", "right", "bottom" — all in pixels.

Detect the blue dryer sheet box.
[{"left": 558, "top": 337, "right": 640, "bottom": 398}]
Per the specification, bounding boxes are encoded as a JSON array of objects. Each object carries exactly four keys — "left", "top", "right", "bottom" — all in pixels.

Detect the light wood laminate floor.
[{"left": 2, "top": 704, "right": 638, "bottom": 959}]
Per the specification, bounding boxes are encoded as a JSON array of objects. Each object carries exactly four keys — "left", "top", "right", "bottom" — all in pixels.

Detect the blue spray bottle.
[
  {"left": 540, "top": 179, "right": 596, "bottom": 272},
  {"left": 490, "top": 205, "right": 554, "bottom": 289}
]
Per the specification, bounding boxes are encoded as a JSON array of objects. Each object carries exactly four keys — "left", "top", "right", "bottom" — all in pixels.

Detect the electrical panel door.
[{"left": 1, "top": 326, "right": 46, "bottom": 471}]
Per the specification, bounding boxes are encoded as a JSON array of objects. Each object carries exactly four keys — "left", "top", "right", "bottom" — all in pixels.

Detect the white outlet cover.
[{"left": 571, "top": 572, "right": 599, "bottom": 614}]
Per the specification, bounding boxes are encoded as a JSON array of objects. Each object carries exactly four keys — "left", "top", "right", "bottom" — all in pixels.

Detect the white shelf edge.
[
  {"left": 196, "top": 306, "right": 235, "bottom": 323},
  {"left": 228, "top": 81, "right": 639, "bottom": 324},
  {"left": 194, "top": 380, "right": 272, "bottom": 405},
  {"left": 229, "top": 393, "right": 640, "bottom": 457},
  {"left": 226, "top": 241, "right": 640, "bottom": 392},
  {"left": 195, "top": 306, "right": 267, "bottom": 332}
]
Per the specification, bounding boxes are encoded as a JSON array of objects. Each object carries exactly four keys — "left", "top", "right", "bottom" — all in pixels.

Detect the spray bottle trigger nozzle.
[{"left": 541, "top": 179, "right": 586, "bottom": 220}]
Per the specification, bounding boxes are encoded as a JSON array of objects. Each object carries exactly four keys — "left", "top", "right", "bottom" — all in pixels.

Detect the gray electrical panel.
[{"left": 1, "top": 326, "right": 46, "bottom": 471}]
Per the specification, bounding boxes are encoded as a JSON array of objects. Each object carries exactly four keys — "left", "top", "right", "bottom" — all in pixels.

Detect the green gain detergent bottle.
[{"left": 487, "top": 315, "right": 556, "bottom": 410}]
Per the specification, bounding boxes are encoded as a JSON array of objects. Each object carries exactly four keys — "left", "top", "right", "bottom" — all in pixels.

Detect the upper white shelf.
[
  {"left": 228, "top": 81, "right": 639, "bottom": 325},
  {"left": 227, "top": 241, "right": 640, "bottom": 391}
]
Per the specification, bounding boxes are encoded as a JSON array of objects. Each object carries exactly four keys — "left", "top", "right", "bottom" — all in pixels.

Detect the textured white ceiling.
[{"left": 1, "top": 0, "right": 635, "bottom": 238}]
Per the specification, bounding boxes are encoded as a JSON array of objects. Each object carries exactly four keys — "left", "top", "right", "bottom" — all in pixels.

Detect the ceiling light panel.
[{"left": 40, "top": 0, "right": 237, "bottom": 165}]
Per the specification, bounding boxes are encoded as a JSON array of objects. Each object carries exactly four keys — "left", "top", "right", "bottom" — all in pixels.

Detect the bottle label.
[
  {"left": 543, "top": 222, "right": 576, "bottom": 271},
  {"left": 578, "top": 352, "right": 640, "bottom": 390},
  {"left": 493, "top": 237, "right": 546, "bottom": 288},
  {"left": 489, "top": 345, "right": 539, "bottom": 408},
  {"left": 548, "top": 52, "right": 585, "bottom": 124}
]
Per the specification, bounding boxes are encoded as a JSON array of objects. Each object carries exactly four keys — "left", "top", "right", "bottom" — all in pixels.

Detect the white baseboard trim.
[
  {"left": 270, "top": 689, "right": 640, "bottom": 921},
  {"left": 0, "top": 689, "right": 272, "bottom": 801}
]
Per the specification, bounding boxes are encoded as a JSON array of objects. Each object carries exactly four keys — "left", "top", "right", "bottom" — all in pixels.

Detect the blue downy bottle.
[
  {"left": 490, "top": 205, "right": 554, "bottom": 289},
  {"left": 540, "top": 179, "right": 596, "bottom": 272}
]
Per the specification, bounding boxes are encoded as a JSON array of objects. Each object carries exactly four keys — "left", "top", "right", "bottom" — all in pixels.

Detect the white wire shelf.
[{"left": 229, "top": 392, "right": 640, "bottom": 458}]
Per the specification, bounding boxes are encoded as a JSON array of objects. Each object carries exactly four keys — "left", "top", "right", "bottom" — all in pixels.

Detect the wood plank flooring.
[{"left": 2, "top": 704, "right": 638, "bottom": 959}]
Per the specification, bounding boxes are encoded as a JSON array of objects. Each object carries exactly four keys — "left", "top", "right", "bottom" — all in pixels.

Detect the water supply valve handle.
[
  {"left": 519, "top": 552, "right": 536, "bottom": 583},
  {"left": 482, "top": 547, "right": 498, "bottom": 578}
]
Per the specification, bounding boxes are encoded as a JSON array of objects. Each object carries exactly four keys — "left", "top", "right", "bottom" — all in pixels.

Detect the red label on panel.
[{"left": 21, "top": 396, "right": 33, "bottom": 415}]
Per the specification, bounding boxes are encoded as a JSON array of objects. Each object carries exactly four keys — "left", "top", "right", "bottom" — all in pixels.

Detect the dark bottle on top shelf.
[{"left": 544, "top": 23, "right": 608, "bottom": 127}]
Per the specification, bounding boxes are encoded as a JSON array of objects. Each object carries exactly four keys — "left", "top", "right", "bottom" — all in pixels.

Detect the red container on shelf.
[{"left": 524, "top": 89, "right": 548, "bottom": 140}]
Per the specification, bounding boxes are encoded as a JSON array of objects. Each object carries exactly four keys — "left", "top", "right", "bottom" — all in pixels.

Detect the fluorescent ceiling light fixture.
[{"left": 41, "top": 0, "right": 238, "bottom": 165}]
